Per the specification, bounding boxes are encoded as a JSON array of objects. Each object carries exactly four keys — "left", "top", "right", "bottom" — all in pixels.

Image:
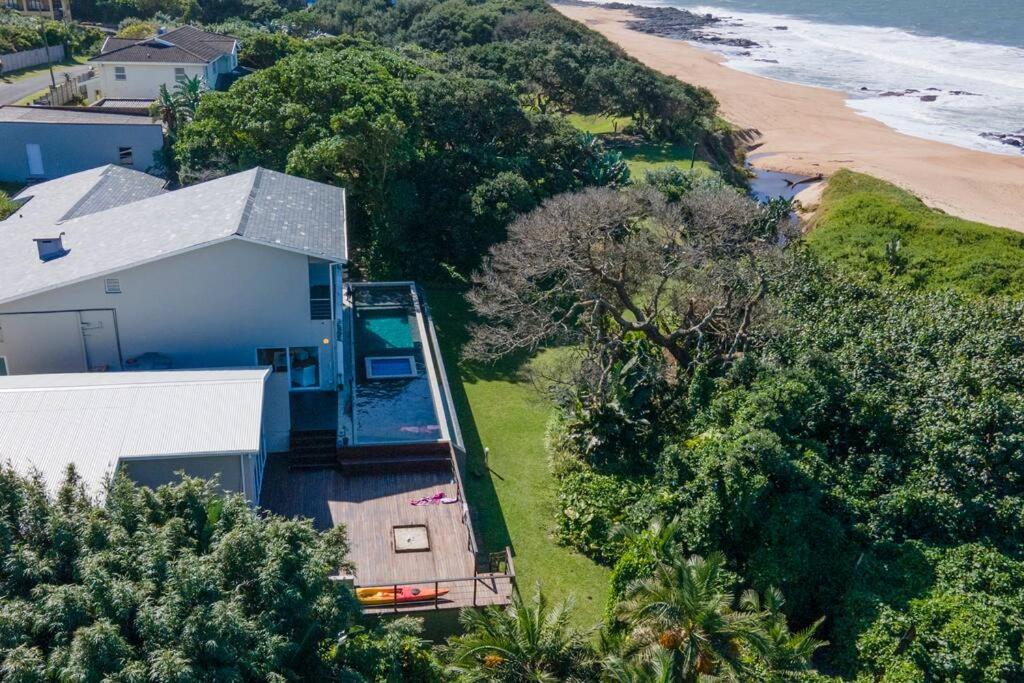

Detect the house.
[
  {"left": 0, "top": 164, "right": 345, "bottom": 451},
  {"left": 0, "top": 164, "right": 514, "bottom": 617},
  {"left": 0, "top": 106, "right": 163, "bottom": 182},
  {"left": 86, "top": 26, "right": 239, "bottom": 101},
  {"left": 2, "top": 0, "right": 70, "bottom": 20},
  {"left": 0, "top": 368, "right": 272, "bottom": 502}
]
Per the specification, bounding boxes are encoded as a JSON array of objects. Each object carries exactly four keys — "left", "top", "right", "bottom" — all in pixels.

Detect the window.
[
  {"left": 104, "top": 278, "right": 121, "bottom": 294},
  {"left": 308, "top": 259, "right": 332, "bottom": 320},
  {"left": 0, "top": 358, "right": 7, "bottom": 376},
  {"left": 117, "top": 146, "right": 133, "bottom": 166},
  {"left": 174, "top": 67, "right": 186, "bottom": 82},
  {"left": 114, "top": 66, "right": 126, "bottom": 81},
  {"left": 256, "top": 347, "right": 287, "bottom": 372}
]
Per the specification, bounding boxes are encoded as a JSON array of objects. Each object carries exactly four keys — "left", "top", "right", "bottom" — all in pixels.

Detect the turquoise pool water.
[
  {"left": 351, "top": 288, "right": 442, "bottom": 444},
  {"left": 357, "top": 308, "right": 414, "bottom": 351}
]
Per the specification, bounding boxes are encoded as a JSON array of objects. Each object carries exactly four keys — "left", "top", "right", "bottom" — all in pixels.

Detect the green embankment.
[
  {"left": 428, "top": 289, "right": 610, "bottom": 627},
  {"left": 807, "top": 170, "right": 1024, "bottom": 296}
]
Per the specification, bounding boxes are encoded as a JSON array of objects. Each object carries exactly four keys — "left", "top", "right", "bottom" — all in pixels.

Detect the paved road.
[{"left": 0, "top": 64, "right": 91, "bottom": 105}]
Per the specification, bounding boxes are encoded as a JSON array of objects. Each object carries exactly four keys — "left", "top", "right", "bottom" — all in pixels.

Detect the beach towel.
[{"left": 411, "top": 491, "right": 447, "bottom": 506}]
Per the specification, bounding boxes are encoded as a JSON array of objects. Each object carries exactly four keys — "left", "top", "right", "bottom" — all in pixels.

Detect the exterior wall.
[
  {"left": 118, "top": 452, "right": 250, "bottom": 499},
  {"left": 91, "top": 62, "right": 207, "bottom": 100},
  {"left": 1, "top": 0, "right": 70, "bottom": 20},
  {"left": 0, "top": 239, "right": 338, "bottom": 386},
  {"left": 0, "top": 120, "right": 163, "bottom": 182},
  {"left": 89, "top": 52, "right": 236, "bottom": 100}
]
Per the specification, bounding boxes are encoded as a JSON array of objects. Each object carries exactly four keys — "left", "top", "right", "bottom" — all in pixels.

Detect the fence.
[
  {"left": 42, "top": 69, "right": 89, "bottom": 105},
  {"left": 0, "top": 44, "right": 66, "bottom": 75}
]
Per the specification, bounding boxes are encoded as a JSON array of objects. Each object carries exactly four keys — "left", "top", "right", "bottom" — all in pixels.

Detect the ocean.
[{"left": 593, "top": 0, "right": 1024, "bottom": 155}]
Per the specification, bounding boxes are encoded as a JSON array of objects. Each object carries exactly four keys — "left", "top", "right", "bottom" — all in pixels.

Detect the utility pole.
[{"left": 39, "top": 20, "right": 56, "bottom": 88}]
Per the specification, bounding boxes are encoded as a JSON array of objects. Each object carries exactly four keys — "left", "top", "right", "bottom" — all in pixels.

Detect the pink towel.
[{"left": 411, "top": 491, "right": 447, "bottom": 506}]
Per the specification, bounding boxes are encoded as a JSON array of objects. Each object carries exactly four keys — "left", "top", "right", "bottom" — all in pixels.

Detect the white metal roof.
[
  {"left": 0, "top": 166, "right": 347, "bottom": 306},
  {"left": 0, "top": 368, "right": 269, "bottom": 498}
]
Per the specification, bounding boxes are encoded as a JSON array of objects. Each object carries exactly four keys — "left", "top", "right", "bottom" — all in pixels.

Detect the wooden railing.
[{"left": 351, "top": 546, "right": 516, "bottom": 612}]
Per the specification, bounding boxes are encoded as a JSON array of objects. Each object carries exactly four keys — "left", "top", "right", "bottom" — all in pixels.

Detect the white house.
[
  {"left": 86, "top": 26, "right": 239, "bottom": 101},
  {"left": 0, "top": 368, "right": 271, "bottom": 502},
  {"left": 0, "top": 164, "right": 347, "bottom": 452}
]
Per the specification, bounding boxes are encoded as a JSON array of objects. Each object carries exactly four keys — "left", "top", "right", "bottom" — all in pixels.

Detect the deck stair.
[
  {"left": 336, "top": 441, "right": 453, "bottom": 472},
  {"left": 288, "top": 429, "right": 339, "bottom": 468}
]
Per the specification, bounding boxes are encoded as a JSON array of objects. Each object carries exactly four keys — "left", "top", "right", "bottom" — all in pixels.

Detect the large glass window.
[
  {"left": 308, "top": 259, "right": 332, "bottom": 320},
  {"left": 0, "top": 357, "right": 7, "bottom": 376}
]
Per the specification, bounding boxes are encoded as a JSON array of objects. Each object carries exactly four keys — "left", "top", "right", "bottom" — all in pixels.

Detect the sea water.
[{"left": 589, "top": 0, "right": 1024, "bottom": 155}]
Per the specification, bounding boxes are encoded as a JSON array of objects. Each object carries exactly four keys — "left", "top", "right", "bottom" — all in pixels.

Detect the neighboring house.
[
  {"left": 86, "top": 26, "right": 239, "bottom": 100},
  {"left": 0, "top": 368, "right": 272, "bottom": 502},
  {"left": 0, "top": 106, "right": 163, "bottom": 182},
  {"left": 0, "top": 164, "right": 346, "bottom": 451},
  {"left": 2, "top": 0, "right": 70, "bottom": 20}
]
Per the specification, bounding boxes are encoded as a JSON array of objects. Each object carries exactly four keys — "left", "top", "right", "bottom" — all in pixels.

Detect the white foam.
[{"left": 587, "top": 1, "right": 1024, "bottom": 155}]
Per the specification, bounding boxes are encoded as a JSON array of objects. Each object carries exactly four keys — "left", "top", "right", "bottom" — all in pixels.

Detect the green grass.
[
  {"left": 806, "top": 170, "right": 1024, "bottom": 297},
  {"left": 565, "top": 112, "right": 632, "bottom": 135},
  {"left": 618, "top": 142, "right": 713, "bottom": 177},
  {"left": 427, "top": 288, "right": 611, "bottom": 627},
  {"left": 564, "top": 113, "right": 714, "bottom": 179}
]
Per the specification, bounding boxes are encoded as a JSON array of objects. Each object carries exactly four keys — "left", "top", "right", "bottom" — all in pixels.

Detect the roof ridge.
[{"left": 235, "top": 167, "right": 263, "bottom": 237}]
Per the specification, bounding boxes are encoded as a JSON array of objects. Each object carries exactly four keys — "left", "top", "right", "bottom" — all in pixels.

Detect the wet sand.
[{"left": 555, "top": 3, "right": 1024, "bottom": 231}]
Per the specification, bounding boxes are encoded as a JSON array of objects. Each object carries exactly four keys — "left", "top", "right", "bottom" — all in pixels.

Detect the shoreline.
[{"left": 553, "top": 2, "right": 1024, "bottom": 232}]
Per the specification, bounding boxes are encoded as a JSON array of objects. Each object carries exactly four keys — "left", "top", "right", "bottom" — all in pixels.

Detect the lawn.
[
  {"left": 427, "top": 288, "right": 611, "bottom": 627},
  {"left": 806, "top": 170, "right": 1024, "bottom": 297},
  {"left": 564, "top": 113, "right": 714, "bottom": 178}
]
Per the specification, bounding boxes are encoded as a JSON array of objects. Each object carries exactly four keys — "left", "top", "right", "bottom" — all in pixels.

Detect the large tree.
[
  {"left": 467, "top": 183, "right": 792, "bottom": 369},
  {"left": 0, "top": 467, "right": 355, "bottom": 681}
]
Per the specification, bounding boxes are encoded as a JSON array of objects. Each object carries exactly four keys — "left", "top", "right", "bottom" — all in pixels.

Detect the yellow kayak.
[{"left": 356, "top": 585, "right": 449, "bottom": 606}]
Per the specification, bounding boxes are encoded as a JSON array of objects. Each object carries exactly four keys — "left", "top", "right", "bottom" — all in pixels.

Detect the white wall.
[
  {"left": 0, "top": 239, "right": 338, "bottom": 386},
  {"left": 91, "top": 62, "right": 208, "bottom": 100}
]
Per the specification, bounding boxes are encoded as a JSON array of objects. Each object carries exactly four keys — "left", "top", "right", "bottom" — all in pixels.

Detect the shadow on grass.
[{"left": 424, "top": 285, "right": 522, "bottom": 556}]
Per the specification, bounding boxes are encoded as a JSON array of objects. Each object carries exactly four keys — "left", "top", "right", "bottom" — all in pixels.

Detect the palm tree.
[
  {"left": 602, "top": 651, "right": 678, "bottom": 683},
  {"left": 150, "top": 76, "right": 205, "bottom": 134},
  {"left": 614, "top": 553, "right": 771, "bottom": 681},
  {"left": 740, "top": 587, "right": 826, "bottom": 675},
  {"left": 445, "top": 589, "right": 597, "bottom": 682}
]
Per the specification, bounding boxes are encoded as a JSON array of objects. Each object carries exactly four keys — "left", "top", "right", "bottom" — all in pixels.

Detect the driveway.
[{"left": 0, "top": 64, "right": 91, "bottom": 105}]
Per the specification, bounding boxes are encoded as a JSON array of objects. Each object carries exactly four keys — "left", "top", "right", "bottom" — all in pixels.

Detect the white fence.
[{"left": 0, "top": 44, "right": 66, "bottom": 75}]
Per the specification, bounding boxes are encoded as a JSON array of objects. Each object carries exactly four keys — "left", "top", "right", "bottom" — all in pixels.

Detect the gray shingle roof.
[
  {"left": 60, "top": 166, "right": 167, "bottom": 221},
  {"left": 242, "top": 168, "right": 348, "bottom": 264},
  {"left": 92, "top": 26, "right": 236, "bottom": 64},
  {"left": 0, "top": 167, "right": 347, "bottom": 305}
]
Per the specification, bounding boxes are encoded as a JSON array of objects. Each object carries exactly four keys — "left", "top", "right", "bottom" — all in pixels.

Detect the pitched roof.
[
  {"left": 0, "top": 166, "right": 347, "bottom": 305},
  {"left": 0, "top": 105, "right": 160, "bottom": 125},
  {"left": 60, "top": 165, "right": 168, "bottom": 221},
  {"left": 93, "top": 26, "right": 236, "bottom": 64},
  {"left": 0, "top": 368, "right": 269, "bottom": 498}
]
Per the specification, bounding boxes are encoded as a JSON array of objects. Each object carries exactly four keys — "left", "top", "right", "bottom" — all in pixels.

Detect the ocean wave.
[{"left": 584, "top": 0, "right": 1024, "bottom": 155}]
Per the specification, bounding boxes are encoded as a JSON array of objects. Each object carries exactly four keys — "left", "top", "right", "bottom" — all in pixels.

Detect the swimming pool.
[
  {"left": 356, "top": 308, "right": 414, "bottom": 351},
  {"left": 351, "top": 285, "right": 444, "bottom": 444}
]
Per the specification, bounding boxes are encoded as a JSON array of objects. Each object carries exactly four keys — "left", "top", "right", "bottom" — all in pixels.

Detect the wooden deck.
[{"left": 260, "top": 454, "right": 512, "bottom": 610}]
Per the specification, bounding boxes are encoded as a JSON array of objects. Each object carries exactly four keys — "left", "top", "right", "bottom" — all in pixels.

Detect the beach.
[{"left": 554, "top": 3, "right": 1024, "bottom": 232}]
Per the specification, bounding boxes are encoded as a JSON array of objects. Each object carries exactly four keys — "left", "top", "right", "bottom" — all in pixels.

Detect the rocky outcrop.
[{"left": 980, "top": 130, "right": 1024, "bottom": 151}]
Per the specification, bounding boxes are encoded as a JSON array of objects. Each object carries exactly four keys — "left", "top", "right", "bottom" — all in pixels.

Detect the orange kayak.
[{"left": 356, "top": 585, "right": 449, "bottom": 606}]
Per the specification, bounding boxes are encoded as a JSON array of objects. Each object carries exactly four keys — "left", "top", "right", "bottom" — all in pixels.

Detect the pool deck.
[{"left": 259, "top": 453, "right": 514, "bottom": 611}]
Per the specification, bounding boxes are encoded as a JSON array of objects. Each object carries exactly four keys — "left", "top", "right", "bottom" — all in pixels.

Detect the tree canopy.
[{"left": 0, "top": 467, "right": 355, "bottom": 681}]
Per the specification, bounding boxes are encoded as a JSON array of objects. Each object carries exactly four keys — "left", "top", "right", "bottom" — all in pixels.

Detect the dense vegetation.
[
  {"left": 468, "top": 171, "right": 1024, "bottom": 679},
  {"left": 0, "top": 468, "right": 356, "bottom": 680},
  {"left": 0, "top": 12, "right": 103, "bottom": 56},
  {"left": 806, "top": 170, "right": 1024, "bottom": 296},
  {"left": 172, "top": 0, "right": 729, "bottom": 278}
]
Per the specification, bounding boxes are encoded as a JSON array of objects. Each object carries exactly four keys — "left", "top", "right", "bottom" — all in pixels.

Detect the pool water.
[
  {"left": 356, "top": 308, "right": 414, "bottom": 351},
  {"left": 351, "top": 287, "right": 442, "bottom": 444}
]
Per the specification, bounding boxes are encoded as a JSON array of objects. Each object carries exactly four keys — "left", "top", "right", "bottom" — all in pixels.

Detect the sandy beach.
[{"left": 555, "top": 3, "right": 1024, "bottom": 231}]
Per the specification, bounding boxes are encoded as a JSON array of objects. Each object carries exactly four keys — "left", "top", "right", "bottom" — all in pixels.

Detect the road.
[{"left": 0, "top": 64, "right": 91, "bottom": 105}]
